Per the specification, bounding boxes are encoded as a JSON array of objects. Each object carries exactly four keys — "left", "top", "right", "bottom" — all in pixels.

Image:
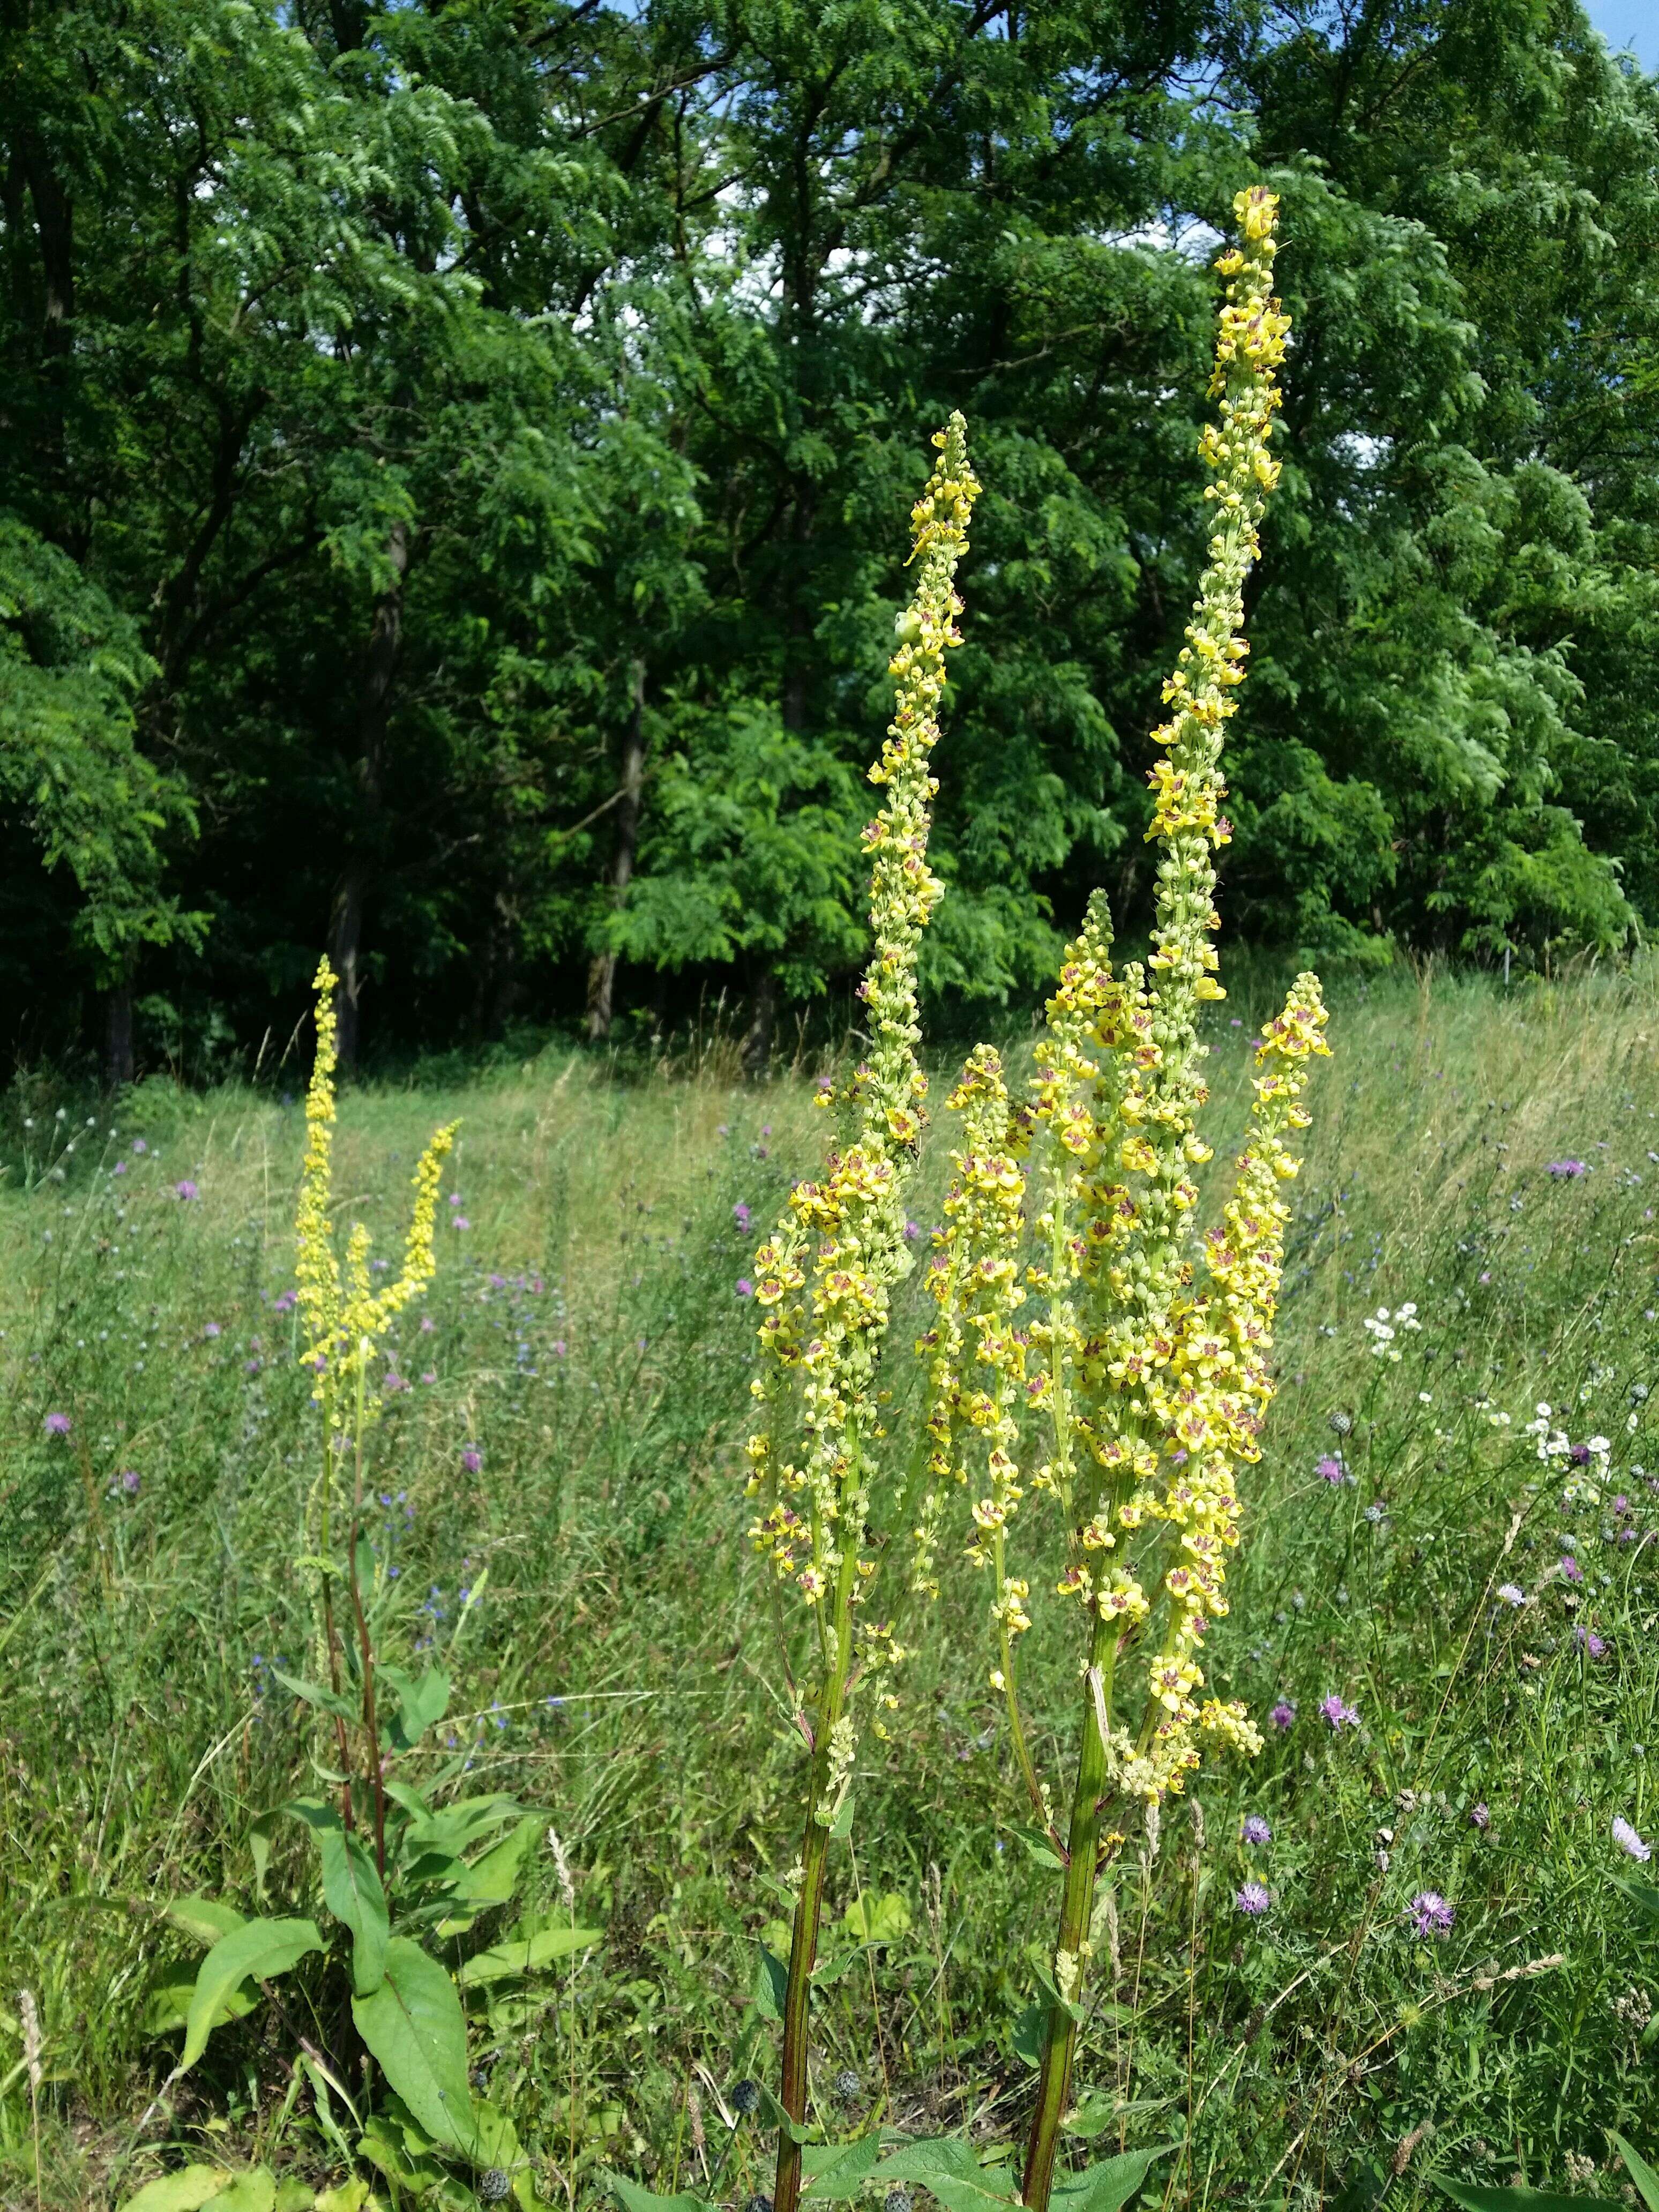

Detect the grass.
[{"left": 2, "top": 961, "right": 1658, "bottom": 2211}]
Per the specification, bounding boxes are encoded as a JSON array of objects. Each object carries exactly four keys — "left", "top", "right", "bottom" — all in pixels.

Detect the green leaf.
[
  {"left": 359, "top": 2112, "right": 448, "bottom": 2195},
  {"left": 317, "top": 1826, "right": 390, "bottom": 1998},
  {"left": 802, "top": 2136, "right": 881, "bottom": 2201},
  {"left": 118, "top": 2169, "right": 241, "bottom": 2212},
  {"left": 379, "top": 1662, "right": 451, "bottom": 1752},
  {"left": 208, "top": 2176, "right": 276, "bottom": 2212},
  {"left": 450, "top": 1814, "right": 542, "bottom": 1912},
  {"left": 1611, "top": 2135, "right": 1659, "bottom": 2212},
  {"left": 274, "top": 2184, "right": 317, "bottom": 2212},
  {"left": 456, "top": 1924, "right": 602, "bottom": 1986},
  {"left": 1617, "top": 1877, "right": 1659, "bottom": 1920},
  {"left": 248, "top": 1816, "right": 276, "bottom": 1905},
  {"left": 1007, "top": 1823, "right": 1066, "bottom": 1872},
  {"left": 1012, "top": 2004, "right": 1047, "bottom": 2068},
  {"left": 1063, "top": 2099, "right": 1174, "bottom": 2141},
  {"left": 142, "top": 1969, "right": 258, "bottom": 2041},
  {"left": 270, "top": 1669, "right": 358, "bottom": 1724},
  {"left": 164, "top": 1896, "right": 246, "bottom": 1950},
  {"left": 1429, "top": 2178, "right": 1600, "bottom": 2211},
  {"left": 753, "top": 1945, "right": 789, "bottom": 2022},
  {"left": 841, "top": 1891, "right": 911, "bottom": 1946},
  {"left": 350, "top": 1935, "right": 474, "bottom": 2154},
  {"left": 181, "top": 1919, "right": 323, "bottom": 2072},
  {"left": 1050, "top": 2146, "right": 1176, "bottom": 2212},
  {"left": 757, "top": 2082, "right": 819, "bottom": 2148},
  {"left": 605, "top": 2174, "right": 717, "bottom": 2212},
  {"left": 828, "top": 1794, "right": 855, "bottom": 1841},
  {"left": 874, "top": 2139, "right": 1021, "bottom": 2211}
]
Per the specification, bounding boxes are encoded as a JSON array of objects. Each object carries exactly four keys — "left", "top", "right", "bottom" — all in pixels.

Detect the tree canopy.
[{"left": 2, "top": 0, "right": 1655, "bottom": 1071}]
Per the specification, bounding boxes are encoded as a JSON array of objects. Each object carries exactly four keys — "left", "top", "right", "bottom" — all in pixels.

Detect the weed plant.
[{"left": 2, "top": 962, "right": 1658, "bottom": 2207}]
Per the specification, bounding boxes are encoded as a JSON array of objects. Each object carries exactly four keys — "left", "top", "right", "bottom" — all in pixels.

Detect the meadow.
[{"left": 2, "top": 960, "right": 1657, "bottom": 2211}]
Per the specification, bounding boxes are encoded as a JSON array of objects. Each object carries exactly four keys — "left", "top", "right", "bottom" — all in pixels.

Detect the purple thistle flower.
[
  {"left": 112, "top": 1160, "right": 127, "bottom": 1177},
  {"left": 736, "top": 1277, "right": 754, "bottom": 1298},
  {"left": 419, "top": 1314, "right": 435, "bottom": 1332},
  {"left": 274, "top": 1289, "right": 297, "bottom": 1313},
  {"left": 462, "top": 1447, "right": 483, "bottom": 1474},
  {"left": 1242, "top": 1814, "right": 1272, "bottom": 1845},
  {"left": 734, "top": 1201, "right": 752, "bottom": 1231},
  {"left": 1546, "top": 1160, "right": 1587, "bottom": 1178},
  {"left": 1320, "top": 1694, "right": 1360, "bottom": 1730},
  {"left": 904, "top": 1220, "right": 922, "bottom": 1241},
  {"left": 1315, "top": 1454, "right": 1347, "bottom": 1484},
  {"left": 1469, "top": 1802, "right": 1490, "bottom": 1830},
  {"left": 1235, "top": 1882, "right": 1271, "bottom": 1916},
  {"left": 1560, "top": 1555, "right": 1584, "bottom": 1583},
  {"left": 43, "top": 1412, "right": 71, "bottom": 1437},
  {"left": 174, "top": 1179, "right": 199, "bottom": 1201},
  {"left": 1614, "top": 1816, "right": 1651, "bottom": 1862},
  {"left": 449, "top": 1192, "right": 463, "bottom": 1206},
  {"left": 119, "top": 1469, "right": 140, "bottom": 1495},
  {"left": 451, "top": 1216, "right": 470, "bottom": 1232},
  {"left": 203, "top": 1322, "right": 221, "bottom": 1339},
  {"left": 131, "top": 1137, "right": 147, "bottom": 1155},
  {"left": 1269, "top": 1699, "right": 1297, "bottom": 1730},
  {"left": 1573, "top": 1624, "right": 1608, "bottom": 1657},
  {"left": 1409, "top": 1890, "right": 1454, "bottom": 1937}
]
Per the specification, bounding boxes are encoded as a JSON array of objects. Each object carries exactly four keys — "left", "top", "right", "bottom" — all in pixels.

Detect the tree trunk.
[
  {"left": 329, "top": 518, "right": 409, "bottom": 1071},
  {"left": 104, "top": 976, "right": 134, "bottom": 1090},
  {"left": 586, "top": 656, "right": 647, "bottom": 1041},
  {"left": 742, "top": 966, "right": 778, "bottom": 1081}
]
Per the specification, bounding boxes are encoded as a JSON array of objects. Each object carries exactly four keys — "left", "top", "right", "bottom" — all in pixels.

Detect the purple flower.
[
  {"left": 1320, "top": 1694, "right": 1360, "bottom": 1730},
  {"left": 419, "top": 1315, "right": 435, "bottom": 1333},
  {"left": 43, "top": 1412, "right": 71, "bottom": 1437},
  {"left": 1561, "top": 1555, "right": 1584, "bottom": 1583},
  {"left": 1546, "top": 1159, "right": 1587, "bottom": 1178},
  {"left": 1409, "top": 1890, "right": 1454, "bottom": 1937},
  {"left": 451, "top": 1216, "right": 470, "bottom": 1232},
  {"left": 131, "top": 1138, "right": 147, "bottom": 1155},
  {"left": 112, "top": 1160, "right": 127, "bottom": 1177},
  {"left": 1496, "top": 1582, "right": 1526, "bottom": 1606},
  {"left": 1573, "top": 1624, "right": 1608, "bottom": 1657},
  {"left": 1469, "top": 1802, "right": 1490, "bottom": 1830},
  {"left": 1315, "top": 1454, "right": 1348, "bottom": 1484},
  {"left": 1568, "top": 1442, "right": 1592, "bottom": 1466},
  {"left": 736, "top": 1278, "right": 754, "bottom": 1298},
  {"left": 119, "top": 1469, "right": 140, "bottom": 1496},
  {"left": 175, "top": 1179, "right": 199, "bottom": 1201},
  {"left": 904, "top": 1220, "right": 922, "bottom": 1242},
  {"left": 203, "top": 1322, "right": 221, "bottom": 1339},
  {"left": 274, "top": 1289, "right": 297, "bottom": 1313},
  {"left": 551, "top": 1339, "right": 567, "bottom": 1357},
  {"left": 1269, "top": 1700, "right": 1297, "bottom": 1730},
  {"left": 449, "top": 1193, "right": 463, "bottom": 1207},
  {"left": 1242, "top": 1814, "right": 1272, "bottom": 1845},
  {"left": 462, "top": 1448, "right": 482, "bottom": 1474},
  {"left": 734, "top": 1201, "right": 752, "bottom": 1232},
  {"left": 1235, "top": 1882, "right": 1271, "bottom": 1916},
  {"left": 1614, "top": 1817, "right": 1651, "bottom": 1862}
]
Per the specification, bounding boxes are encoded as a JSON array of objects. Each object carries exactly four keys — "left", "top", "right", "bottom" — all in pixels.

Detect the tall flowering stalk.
[
  {"left": 296, "top": 955, "right": 456, "bottom": 1869},
  {"left": 927, "top": 190, "right": 1329, "bottom": 2210},
  {"left": 746, "top": 416, "right": 980, "bottom": 2212}
]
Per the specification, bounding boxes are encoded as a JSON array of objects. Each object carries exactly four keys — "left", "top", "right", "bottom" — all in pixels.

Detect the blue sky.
[{"left": 1583, "top": 0, "right": 1656, "bottom": 67}]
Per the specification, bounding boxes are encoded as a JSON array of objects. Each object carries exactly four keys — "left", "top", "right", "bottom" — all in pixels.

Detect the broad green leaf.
[
  {"left": 828, "top": 1794, "right": 855, "bottom": 1841},
  {"left": 313, "top": 2185, "right": 372, "bottom": 2212},
  {"left": 456, "top": 1924, "right": 602, "bottom": 1985},
  {"left": 452, "top": 1814, "right": 541, "bottom": 1910},
  {"left": 841, "top": 1891, "right": 911, "bottom": 1946},
  {"left": 1430, "top": 2177, "right": 1599, "bottom": 2211},
  {"left": 874, "top": 2139, "right": 1022, "bottom": 2211},
  {"left": 379, "top": 1662, "right": 451, "bottom": 1750},
  {"left": 1617, "top": 1877, "right": 1659, "bottom": 1919},
  {"left": 274, "top": 2184, "right": 316, "bottom": 2212},
  {"left": 757, "top": 2081, "right": 819, "bottom": 2147},
  {"left": 181, "top": 1918, "right": 323, "bottom": 2072},
  {"left": 802, "top": 2135, "right": 881, "bottom": 2201},
  {"left": 605, "top": 2174, "right": 716, "bottom": 2212},
  {"left": 271, "top": 1668, "right": 358, "bottom": 1724},
  {"left": 143, "top": 1969, "right": 257, "bottom": 2041},
  {"left": 1007, "top": 1823, "right": 1066, "bottom": 1872},
  {"left": 401, "top": 1792, "right": 522, "bottom": 1859},
  {"left": 350, "top": 1935, "right": 474, "bottom": 2154},
  {"left": 207, "top": 2175, "right": 275, "bottom": 2212},
  {"left": 165, "top": 1896, "right": 246, "bottom": 1949},
  {"left": 1611, "top": 2135, "right": 1659, "bottom": 2212},
  {"left": 118, "top": 2169, "right": 239, "bottom": 2212},
  {"left": 248, "top": 1815, "right": 276, "bottom": 1904},
  {"left": 1064, "top": 2099, "right": 1174, "bottom": 2140},
  {"left": 1012, "top": 2004, "right": 1047, "bottom": 2068},
  {"left": 1051, "top": 2146, "right": 1176, "bottom": 2212},
  {"left": 358, "top": 2113, "right": 447, "bottom": 2194},
  {"left": 753, "top": 1945, "right": 789, "bottom": 2022},
  {"left": 811, "top": 1948, "right": 862, "bottom": 1987},
  {"left": 317, "top": 1826, "right": 390, "bottom": 1998}
]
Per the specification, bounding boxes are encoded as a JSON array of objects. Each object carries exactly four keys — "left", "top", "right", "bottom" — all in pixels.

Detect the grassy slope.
[{"left": 2, "top": 965, "right": 1657, "bottom": 2209}]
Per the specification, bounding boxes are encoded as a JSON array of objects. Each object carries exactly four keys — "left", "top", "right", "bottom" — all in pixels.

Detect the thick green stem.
[
  {"left": 774, "top": 1542, "right": 858, "bottom": 2212},
  {"left": 1022, "top": 1609, "right": 1117, "bottom": 2210}
]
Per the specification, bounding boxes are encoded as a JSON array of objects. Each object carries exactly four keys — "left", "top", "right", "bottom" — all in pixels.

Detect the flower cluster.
[
  {"left": 745, "top": 415, "right": 980, "bottom": 1751},
  {"left": 295, "top": 955, "right": 457, "bottom": 1393},
  {"left": 950, "top": 191, "right": 1324, "bottom": 1814},
  {"left": 1362, "top": 1302, "right": 1421, "bottom": 1360}
]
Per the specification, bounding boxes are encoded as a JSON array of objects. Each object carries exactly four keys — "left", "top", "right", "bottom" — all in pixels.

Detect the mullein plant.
[
  {"left": 745, "top": 415, "right": 980, "bottom": 2212},
  {"left": 924, "top": 188, "right": 1330, "bottom": 2211},
  {"left": 296, "top": 955, "right": 456, "bottom": 1866}
]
